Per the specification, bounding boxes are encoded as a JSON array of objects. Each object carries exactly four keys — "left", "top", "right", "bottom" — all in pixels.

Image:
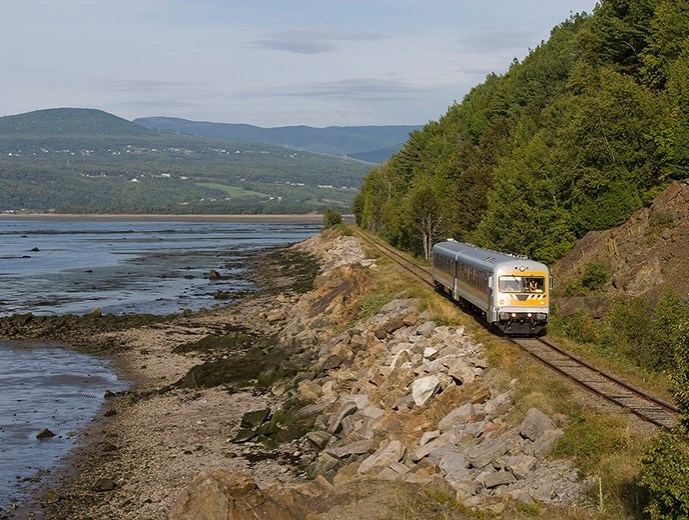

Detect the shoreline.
[
  {"left": 2, "top": 244, "right": 316, "bottom": 519},
  {"left": 0, "top": 213, "right": 353, "bottom": 223}
]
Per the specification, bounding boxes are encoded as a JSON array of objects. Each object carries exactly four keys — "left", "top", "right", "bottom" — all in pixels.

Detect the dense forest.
[{"left": 354, "top": 0, "right": 689, "bottom": 263}]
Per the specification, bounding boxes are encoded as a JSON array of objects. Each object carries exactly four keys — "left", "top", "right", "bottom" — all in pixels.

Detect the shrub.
[
  {"left": 604, "top": 296, "right": 652, "bottom": 363},
  {"left": 581, "top": 261, "right": 610, "bottom": 290},
  {"left": 640, "top": 322, "right": 689, "bottom": 519},
  {"left": 558, "top": 311, "right": 603, "bottom": 344},
  {"left": 641, "top": 434, "right": 689, "bottom": 519},
  {"left": 648, "top": 293, "right": 689, "bottom": 372},
  {"left": 672, "top": 322, "right": 689, "bottom": 430},
  {"left": 323, "top": 208, "right": 343, "bottom": 228}
]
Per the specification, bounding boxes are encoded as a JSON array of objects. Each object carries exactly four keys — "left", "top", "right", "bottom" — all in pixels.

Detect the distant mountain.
[
  {"left": 0, "top": 108, "right": 288, "bottom": 154},
  {"left": 0, "top": 108, "right": 370, "bottom": 214},
  {"left": 135, "top": 116, "right": 421, "bottom": 162},
  {"left": 0, "top": 108, "right": 151, "bottom": 138}
]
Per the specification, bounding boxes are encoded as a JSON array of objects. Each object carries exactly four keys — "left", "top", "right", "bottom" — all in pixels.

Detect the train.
[{"left": 431, "top": 240, "right": 550, "bottom": 335}]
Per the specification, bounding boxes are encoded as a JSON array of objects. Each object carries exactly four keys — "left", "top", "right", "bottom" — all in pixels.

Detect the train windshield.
[{"left": 499, "top": 276, "right": 545, "bottom": 293}]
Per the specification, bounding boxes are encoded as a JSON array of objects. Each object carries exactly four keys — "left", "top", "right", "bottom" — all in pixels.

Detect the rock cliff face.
[
  {"left": 170, "top": 233, "right": 589, "bottom": 519},
  {"left": 555, "top": 180, "right": 689, "bottom": 316}
]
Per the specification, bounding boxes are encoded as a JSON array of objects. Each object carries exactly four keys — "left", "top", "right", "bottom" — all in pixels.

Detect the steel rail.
[{"left": 353, "top": 227, "right": 680, "bottom": 430}]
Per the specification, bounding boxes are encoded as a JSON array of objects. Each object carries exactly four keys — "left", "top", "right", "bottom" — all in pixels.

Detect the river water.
[
  {"left": 0, "top": 218, "right": 319, "bottom": 507},
  {"left": 0, "top": 218, "right": 320, "bottom": 316}
]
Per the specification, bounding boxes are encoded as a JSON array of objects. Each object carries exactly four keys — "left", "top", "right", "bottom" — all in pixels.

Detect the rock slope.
[
  {"left": 170, "top": 233, "right": 590, "bottom": 518},
  {"left": 555, "top": 179, "right": 689, "bottom": 316}
]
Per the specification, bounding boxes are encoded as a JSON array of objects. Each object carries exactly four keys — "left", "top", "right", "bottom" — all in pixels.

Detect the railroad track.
[{"left": 353, "top": 227, "right": 680, "bottom": 430}]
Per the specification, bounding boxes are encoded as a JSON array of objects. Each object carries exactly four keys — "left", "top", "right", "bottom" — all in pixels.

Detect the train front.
[{"left": 492, "top": 261, "right": 550, "bottom": 335}]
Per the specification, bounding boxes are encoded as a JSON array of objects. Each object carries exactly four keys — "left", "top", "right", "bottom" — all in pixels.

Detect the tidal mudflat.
[{"left": 0, "top": 341, "right": 127, "bottom": 508}]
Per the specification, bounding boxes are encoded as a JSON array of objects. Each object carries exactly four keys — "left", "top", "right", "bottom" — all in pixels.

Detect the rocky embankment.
[
  {"left": 14, "top": 232, "right": 590, "bottom": 519},
  {"left": 169, "top": 233, "right": 588, "bottom": 518}
]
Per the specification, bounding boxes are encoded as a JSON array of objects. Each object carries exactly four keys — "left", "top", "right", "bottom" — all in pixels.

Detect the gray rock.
[
  {"left": 505, "top": 454, "right": 538, "bottom": 479},
  {"left": 531, "top": 428, "right": 564, "bottom": 458},
  {"left": 483, "top": 471, "right": 517, "bottom": 488},
  {"left": 423, "top": 347, "right": 439, "bottom": 360},
  {"left": 308, "top": 452, "right": 339, "bottom": 477},
  {"left": 325, "top": 439, "right": 371, "bottom": 459},
  {"left": 295, "top": 401, "right": 332, "bottom": 418},
  {"left": 438, "top": 403, "right": 475, "bottom": 432},
  {"left": 466, "top": 432, "right": 516, "bottom": 469},
  {"left": 483, "top": 391, "right": 513, "bottom": 418},
  {"left": 305, "top": 430, "right": 333, "bottom": 449},
  {"left": 419, "top": 430, "right": 440, "bottom": 446},
  {"left": 377, "top": 461, "right": 410, "bottom": 481},
  {"left": 439, "top": 452, "right": 471, "bottom": 481},
  {"left": 427, "top": 443, "right": 457, "bottom": 463},
  {"left": 519, "top": 408, "right": 555, "bottom": 441},
  {"left": 360, "top": 405, "right": 384, "bottom": 419},
  {"left": 358, "top": 440, "right": 405, "bottom": 475},
  {"left": 327, "top": 401, "right": 358, "bottom": 433},
  {"left": 415, "top": 321, "right": 437, "bottom": 337},
  {"left": 411, "top": 375, "right": 439, "bottom": 406},
  {"left": 379, "top": 298, "right": 419, "bottom": 314},
  {"left": 447, "top": 361, "right": 475, "bottom": 385},
  {"left": 240, "top": 409, "right": 271, "bottom": 429},
  {"left": 339, "top": 415, "right": 363, "bottom": 436},
  {"left": 390, "top": 349, "right": 412, "bottom": 369}
]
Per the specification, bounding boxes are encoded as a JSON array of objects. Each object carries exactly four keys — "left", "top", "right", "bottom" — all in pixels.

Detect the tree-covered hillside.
[
  {"left": 354, "top": 0, "right": 689, "bottom": 262},
  {"left": 0, "top": 108, "right": 369, "bottom": 214},
  {"left": 135, "top": 116, "right": 420, "bottom": 162}
]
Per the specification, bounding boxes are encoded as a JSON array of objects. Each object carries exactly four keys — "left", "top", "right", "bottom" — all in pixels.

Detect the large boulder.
[
  {"left": 169, "top": 470, "right": 307, "bottom": 520},
  {"left": 358, "top": 440, "right": 405, "bottom": 475},
  {"left": 518, "top": 408, "right": 555, "bottom": 441},
  {"left": 411, "top": 376, "right": 440, "bottom": 406}
]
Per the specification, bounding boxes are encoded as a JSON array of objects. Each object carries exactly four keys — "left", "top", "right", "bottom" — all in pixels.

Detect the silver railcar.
[{"left": 432, "top": 240, "right": 550, "bottom": 335}]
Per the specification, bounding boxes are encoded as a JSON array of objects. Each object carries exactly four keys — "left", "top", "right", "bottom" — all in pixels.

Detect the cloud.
[
  {"left": 276, "top": 78, "right": 422, "bottom": 101},
  {"left": 103, "top": 79, "right": 201, "bottom": 92},
  {"left": 456, "top": 27, "right": 538, "bottom": 53},
  {"left": 252, "top": 29, "right": 385, "bottom": 54}
]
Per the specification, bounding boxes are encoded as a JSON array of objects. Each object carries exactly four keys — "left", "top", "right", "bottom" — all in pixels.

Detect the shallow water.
[
  {"left": 0, "top": 219, "right": 319, "bottom": 316},
  {"left": 0, "top": 341, "right": 127, "bottom": 507},
  {"left": 0, "top": 218, "right": 319, "bottom": 507}
]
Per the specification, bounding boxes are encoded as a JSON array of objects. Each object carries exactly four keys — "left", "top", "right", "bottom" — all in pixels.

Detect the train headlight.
[
  {"left": 527, "top": 313, "right": 532, "bottom": 318},
  {"left": 511, "top": 313, "right": 517, "bottom": 318}
]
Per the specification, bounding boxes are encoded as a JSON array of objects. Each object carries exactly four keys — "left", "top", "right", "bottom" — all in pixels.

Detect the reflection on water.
[
  {"left": 0, "top": 341, "right": 127, "bottom": 507},
  {"left": 0, "top": 219, "right": 319, "bottom": 316}
]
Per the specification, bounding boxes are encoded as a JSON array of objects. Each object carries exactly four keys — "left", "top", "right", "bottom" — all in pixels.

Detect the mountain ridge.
[{"left": 135, "top": 116, "right": 421, "bottom": 161}]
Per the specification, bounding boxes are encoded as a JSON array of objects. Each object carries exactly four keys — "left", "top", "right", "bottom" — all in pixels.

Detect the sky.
[{"left": 0, "top": 1, "right": 598, "bottom": 127}]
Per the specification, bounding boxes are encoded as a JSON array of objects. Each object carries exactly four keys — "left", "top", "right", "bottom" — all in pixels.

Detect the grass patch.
[
  {"left": 196, "top": 182, "right": 266, "bottom": 198},
  {"left": 358, "top": 291, "right": 393, "bottom": 320},
  {"left": 552, "top": 412, "right": 630, "bottom": 474}
]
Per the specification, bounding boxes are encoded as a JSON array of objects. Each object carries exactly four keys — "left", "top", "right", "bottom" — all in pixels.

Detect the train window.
[
  {"left": 499, "top": 276, "right": 522, "bottom": 292},
  {"left": 524, "top": 277, "right": 545, "bottom": 293},
  {"left": 498, "top": 276, "right": 545, "bottom": 293}
]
